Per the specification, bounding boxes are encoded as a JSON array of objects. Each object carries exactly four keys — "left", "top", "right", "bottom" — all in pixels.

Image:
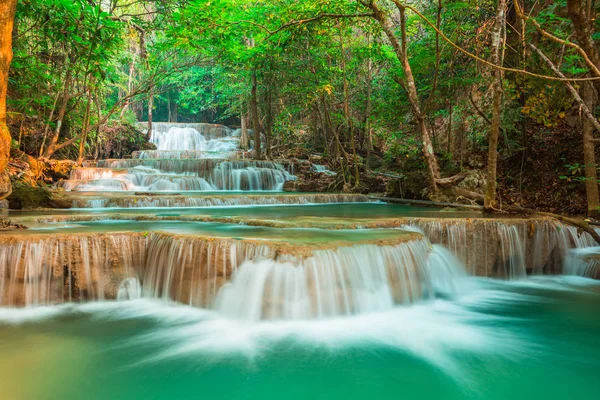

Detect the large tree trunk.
[
  {"left": 0, "top": 0, "right": 17, "bottom": 200},
  {"left": 362, "top": 0, "right": 441, "bottom": 192},
  {"left": 582, "top": 80, "right": 600, "bottom": 216},
  {"left": 484, "top": 0, "right": 506, "bottom": 210},
  {"left": 251, "top": 72, "right": 262, "bottom": 159}
]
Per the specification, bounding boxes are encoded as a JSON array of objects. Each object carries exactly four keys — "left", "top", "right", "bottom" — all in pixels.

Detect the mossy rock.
[
  {"left": 8, "top": 183, "right": 53, "bottom": 209},
  {"left": 385, "top": 171, "right": 428, "bottom": 200}
]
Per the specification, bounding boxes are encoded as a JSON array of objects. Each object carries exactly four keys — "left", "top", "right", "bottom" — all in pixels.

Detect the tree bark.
[
  {"left": 339, "top": 25, "right": 360, "bottom": 186},
  {"left": 265, "top": 84, "right": 273, "bottom": 159},
  {"left": 364, "top": 57, "right": 374, "bottom": 155},
  {"left": 251, "top": 72, "right": 262, "bottom": 159},
  {"left": 240, "top": 109, "right": 249, "bottom": 151},
  {"left": 147, "top": 87, "right": 154, "bottom": 141},
  {"left": 582, "top": 80, "right": 600, "bottom": 216},
  {"left": 484, "top": 0, "right": 506, "bottom": 210},
  {"left": 77, "top": 87, "right": 94, "bottom": 163},
  {"left": 0, "top": 0, "right": 17, "bottom": 200}
]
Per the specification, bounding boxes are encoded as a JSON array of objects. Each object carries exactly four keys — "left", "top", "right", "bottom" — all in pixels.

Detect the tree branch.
[
  {"left": 529, "top": 43, "right": 600, "bottom": 134},
  {"left": 395, "top": 2, "right": 600, "bottom": 82}
]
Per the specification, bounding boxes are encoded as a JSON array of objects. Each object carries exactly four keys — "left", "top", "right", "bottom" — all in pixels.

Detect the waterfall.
[
  {"left": 0, "top": 231, "right": 467, "bottom": 318},
  {"left": 312, "top": 164, "right": 336, "bottom": 176},
  {"left": 409, "top": 219, "right": 600, "bottom": 278},
  {"left": 57, "top": 122, "right": 297, "bottom": 192},
  {"left": 0, "top": 233, "right": 148, "bottom": 306},
  {"left": 563, "top": 247, "right": 600, "bottom": 278},
  {"left": 69, "top": 193, "right": 370, "bottom": 208},
  {"left": 496, "top": 224, "right": 527, "bottom": 279}
]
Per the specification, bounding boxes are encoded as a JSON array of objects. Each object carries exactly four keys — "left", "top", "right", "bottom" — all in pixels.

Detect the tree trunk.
[
  {"left": 583, "top": 80, "right": 600, "bottom": 216},
  {"left": 43, "top": 69, "right": 73, "bottom": 158},
  {"left": 339, "top": 26, "right": 360, "bottom": 186},
  {"left": 251, "top": 72, "right": 262, "bottom": 159},
  {"left": 364, "top": 58, "right": 373, "bottom": 156},
  {"left": 362, "top": 1, "right": 441, "bottom": 192},
  {"left": 147, "top": 88, "right": 154, "bottom": 141},
  {"left": 77, "top": 87, "right": 93, "bottom": 163},
  {"left": 484, "top": 0, "right": 506, "bottom": 210},
  {"left": 446, "top": 99, "right": 453, "bottom": 155},
  {"left": 0, "top": 0, "right": 17, "bottom": 200},
  {"left": 120, "top": 53, "right": 137, "bottom": 118},
  {"left": 240, "top": 110, "right": 249, "bottom": 151},
  {"left": 265, "top": 85, "right": 273, "bottom": 160}
]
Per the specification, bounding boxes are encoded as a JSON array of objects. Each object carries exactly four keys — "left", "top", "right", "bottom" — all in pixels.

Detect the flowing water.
[
  {"left": 57, "top": 123, "right": 295, "bottom": 192},
  {"left": 3, "top": 121, "right": 600, "bottom": 399},
  {"left": 0, "top": 277, "right": 598, "bottom": 400}
]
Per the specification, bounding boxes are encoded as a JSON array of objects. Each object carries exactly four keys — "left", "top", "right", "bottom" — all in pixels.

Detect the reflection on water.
[{"left": 0, "top": 277, "right": 598, "bottom": 400}]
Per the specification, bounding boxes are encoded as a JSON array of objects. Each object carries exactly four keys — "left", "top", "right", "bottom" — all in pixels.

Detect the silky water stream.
[{"left": 1, "top": 123, "right": 599, "bottom": 400}]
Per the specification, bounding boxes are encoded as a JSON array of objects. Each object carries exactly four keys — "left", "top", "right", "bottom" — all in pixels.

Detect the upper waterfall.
[
  {"left": 147, "top": 123, "right": 241, "bottom": 155},
  {"left": 56, "top": 122, "right": 296, "bottom": 193}
]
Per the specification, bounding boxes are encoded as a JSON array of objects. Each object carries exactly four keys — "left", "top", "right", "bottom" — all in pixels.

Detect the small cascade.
[
  {"left": 58, "top": 178, "right": 135, "bottom": 192},
  {"left": 57, "top": 122, "right": 296, "bottom": 192},
  {"left": 312, "top": 164, "right": 336, "bottom": 176},
  {"left": 216, "top": 241, "right": 448, "bottom": 320},
  {"left": 496, "top": 224, "right": 527, "bottom": 279},
  {"left": 69, "top": 193, "right": 370, "bottom": 208},
  {"left": 132, "top": 150, "right": 236, "bottom": 160},
  {"left": 411, "top": 218, "right": 600, "bottom": 278},
  {"left": 0, "top": 234, "right": 148, "bottom": 306},
  {"left": 563, "top": 247, "right": 600, "bottom": 278}
]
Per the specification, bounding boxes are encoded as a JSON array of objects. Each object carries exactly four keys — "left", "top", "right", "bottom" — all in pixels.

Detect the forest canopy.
[{"left": 1, "top": 0, "right": 600, "bottom": 215}]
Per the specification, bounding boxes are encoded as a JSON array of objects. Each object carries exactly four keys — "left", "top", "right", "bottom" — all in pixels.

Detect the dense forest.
[{"left": 1, "top": 0, "right": 600, "bottom": 215}]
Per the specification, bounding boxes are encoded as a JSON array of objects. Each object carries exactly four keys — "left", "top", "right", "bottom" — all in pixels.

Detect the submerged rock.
[{"left": 0, "top": 219, "right": 27, "bottom": 230}]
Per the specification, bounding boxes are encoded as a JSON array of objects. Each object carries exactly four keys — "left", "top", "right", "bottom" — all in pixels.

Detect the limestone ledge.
[{"left": 0, "top": 230, "right": 422, "bottom": 307}]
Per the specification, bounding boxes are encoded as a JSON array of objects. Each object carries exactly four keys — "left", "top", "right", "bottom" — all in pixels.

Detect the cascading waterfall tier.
[
  {"left": 404, "top": 218, "right": 599, "bottom": 278},
  {"left": 0, "top": 233, "right": 148, "bottom": 306},
  {"left": 0, "top": 230, "right": 466, "bottom": 319},
  {"left": 563, "top": 247, "right": 600, "bottom": 278},
  {"left": 56, "top": 122, "right": 296, "bottom": 192},
  {"left": 64, "top": 193, "right": 370, "bottom": 208}
]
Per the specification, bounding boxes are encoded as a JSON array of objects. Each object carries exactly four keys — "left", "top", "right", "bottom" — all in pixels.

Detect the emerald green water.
[
  {"left": 0, "top": 277, "right": 598, "bottom": 400},
  {"left": 16, "top": 219, "right": 411, "bottom": 244},
  {"left": 7, "top": 202, "right": 485, "bottom": 219}
]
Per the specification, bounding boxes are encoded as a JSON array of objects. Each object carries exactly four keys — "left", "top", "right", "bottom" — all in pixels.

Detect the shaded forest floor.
[{"left": 496, "top": 122, "right": 589, "bottom": 216}]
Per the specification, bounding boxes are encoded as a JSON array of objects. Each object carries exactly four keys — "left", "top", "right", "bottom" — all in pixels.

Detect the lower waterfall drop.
[{"left": 215, "top": 240, "right": 466, "bottom": 321}]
